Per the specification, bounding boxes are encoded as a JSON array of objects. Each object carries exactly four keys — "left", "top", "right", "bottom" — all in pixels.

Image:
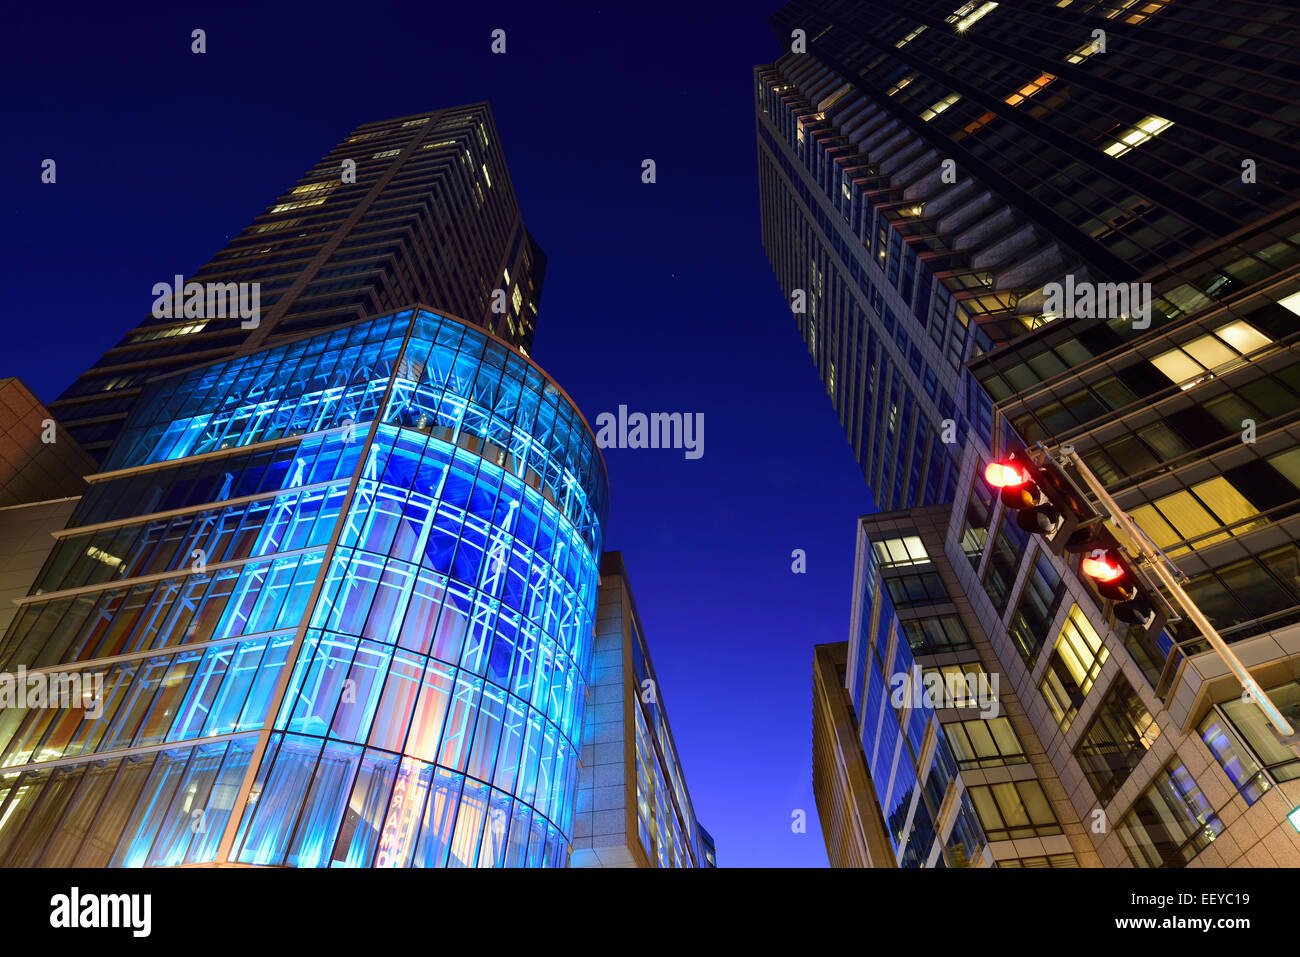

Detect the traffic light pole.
[{"left": 1061, "top": 449, "right": 1300, "bottom": 750}]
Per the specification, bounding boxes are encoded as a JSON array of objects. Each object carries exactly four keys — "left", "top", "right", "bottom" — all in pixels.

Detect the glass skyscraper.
[
  {"left": 768, "top": 1, "right": 1300, "bottom": 867},
  {"left": 0, "top": 306, "right": 607, "bottom": 867},
  {"left": 52, "top": 103, "right": 545, "bottom": 461}
]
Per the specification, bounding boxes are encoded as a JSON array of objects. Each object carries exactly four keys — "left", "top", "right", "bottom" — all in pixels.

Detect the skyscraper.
[
  {"left": 0, "top": 104, "right": 618, "bottom": 868},
  {"left": 761, "top": 1, "right": 1300, "bottom": 867},
  {"left": 0, "top": 305, "right": 607, "bottom": 867},
  {"left": 51, "top": 103, "right": 545, "bottom": 460}
]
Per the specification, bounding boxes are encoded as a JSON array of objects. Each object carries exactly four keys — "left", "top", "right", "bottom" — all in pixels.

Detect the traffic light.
[
  {"left": 983, "top": 453, "right": 1086, "bottom": 551},
  {"left": 984, "top": 450, "right": 1169, "bottom": 638},
  {"left": 1080, "top": 546, "right": 1165, "bottom": 633}
]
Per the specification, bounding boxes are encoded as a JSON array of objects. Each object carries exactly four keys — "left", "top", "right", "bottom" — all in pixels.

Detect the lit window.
[
  {"left": 371, "top": 149, "right": 400, "bottom": 159},
  {"left": 1182, "top": 335, "right": 1236, "bottom": 370},
  {"left": 1269, "top": 449, "right": 1300, "bottom": 490},
  {"left": 946, "top": 717, "right": 1027, "bottom": 770},
  {"left": 1215, "top": 320, "right": 1271, "bottom": 355},
  {"left": 269, "top": 198, "right": 325, "bottom": 213},
  {"left": 1149, "top": 350, "right": 1201, "bottom": 385},
  {"left": 961, "top": 111, "right": 997, "bottom": 135},
  {"left": 1106, "top": 0, "right": 1171, "bottom": 26},
  {"left": 967, "top": 780, "right": 1061, "bottom": 841},
  {"left": 290, "top": 182, "right": 336, "bottom": 196},
  {"left": 1150, "top": 319, "right": 1273, "bottom": 388},
  {"left": 872, "top": 535, "right": 930, "bottom": 568},
  {"left": 1005, "top": 73, "right": 1055, "bottom": 106},
  {"left": 896, "top": 24, "right": 928, "bottom": 47},
  {"left": 86, "top": 546, "right": 123, "bottom": 568},
  {"left": 1039, "top": 604, "right": 1107, "bottom": 732},
  {"left": 1065, "top": 38, "right": 1103, "bottom": 64},
  {"left": 886, "top": 75, "right": 915, "bottom": 96},
  {"left": 947, "top": 1, "right": 999, "bottom": 32},
  {"left": 923, "top": 662, "right": 989, "bottom": 708},
  {"left": 1278, "top": 291, "right": 1300, "bottom": 316},
  {"left": 1101, "top": 115, "right": 1173, "bottom": 157},
  {"left": 253, "top": 218, "right": 300, "bottom": 234},
  {"left": 481, "top": 163, "right": 492, "bottom": 188},
  {"left": 921, "top": 94, "right": 961, "bottom": 121},
  {"left": 1131, "top": 478, "right": 1263, "bottom": 555}
]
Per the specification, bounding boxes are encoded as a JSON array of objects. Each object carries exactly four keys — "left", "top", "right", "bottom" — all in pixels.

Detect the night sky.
[{"left": 2, "top": 1, "right": 875, "bottom": 867}]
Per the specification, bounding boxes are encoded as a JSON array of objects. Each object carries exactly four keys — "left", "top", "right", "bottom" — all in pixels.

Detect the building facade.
[
  {"left": 811, "top": 640, "right": 895, "bottom": 866},
  {"left": 0, "top": 380, "right": 98, "bottom": 640},
  {"left": 0, "top": 306, "right": 608, "bottom": 867},
  {"left": 572, "top": 551, "right": 714, "bottom": 867},
  {"left": 761, "top": 0, "right": 1300, "bottom": 867},
  {"left": 51, "top": 103, "right": 545, "bottom": 460}
]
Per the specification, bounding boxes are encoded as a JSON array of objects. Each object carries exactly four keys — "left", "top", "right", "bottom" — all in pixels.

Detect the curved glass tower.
[{"left": 0, "top": 306, "right": 608, "bottom": 868}]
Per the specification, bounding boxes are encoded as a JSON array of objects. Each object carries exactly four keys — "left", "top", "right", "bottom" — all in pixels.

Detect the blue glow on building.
[{"left": 0, "top": 307, "right": 608, "bottom": 867}]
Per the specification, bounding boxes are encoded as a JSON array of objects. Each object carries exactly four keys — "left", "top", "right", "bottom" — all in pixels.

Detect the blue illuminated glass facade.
[{"left": 0, "top": 306, "right": 607, "bottom": 867}]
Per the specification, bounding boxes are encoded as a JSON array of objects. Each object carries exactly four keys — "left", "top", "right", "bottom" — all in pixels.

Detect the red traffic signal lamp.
[
  {"left": 983, "top": 453, "right": 1083, "bottom": 547},
  {"left": 1081, "top": 547, "right": 1163, "bottom": 631}
]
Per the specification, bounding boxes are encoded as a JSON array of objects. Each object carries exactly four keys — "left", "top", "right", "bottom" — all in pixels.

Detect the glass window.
[
  {"left": 922, "top": 662, "right": 989, "bottom": 708},
  {"left": 1073, "top": 675, "right": 1160, "bottom": 805},
  {"left": 885, "top": 571, "right": 948, "bottom": 608},
  {"left": 1118, "top": 761, "right": 1223, "bottom": 868},
  {"left": 1039, "top": 605, "right": 1109, "bottom": 733},
  {"left": 961, "top": 469, "right": 995, "bottom": 569},
  {"left": 967, "top": 779, "right": 1061, "bottom": 841},
  {"left": 1197, "top": 710, "right": 1269, "bottom": 805},
  {"left": 981, "top": 516, "right": 1029, "bottom": 616},
  {"left": 1220, "top": 681, "right": 1300, "bottom": 782},
  {"left": 1007, "top": 550, "right": 1064, "bottom": 668},
  {"left": 872, "top": 535, "right": 930, "bottom": 568},
  {"left": 945, "top": 717, "right": 1027, "bottom": 770},
  {"left": 901, "top": 615, "right": 973, "bottom": 655}
]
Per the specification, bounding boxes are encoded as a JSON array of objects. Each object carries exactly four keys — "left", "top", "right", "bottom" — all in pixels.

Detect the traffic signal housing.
[
  {"left": 983, "top": 451, "right": 1169, "bottom": 640},
  {"left": 983, "top": 453, "right": 1088, "bottom": 554},
  {"left": 1080, "top": 546, "right": 1167, "bottom": 635}
]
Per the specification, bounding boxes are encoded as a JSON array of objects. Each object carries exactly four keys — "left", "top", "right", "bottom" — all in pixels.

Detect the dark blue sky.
[{"left": 2, "top": 1, "right": 875, "bottom": 866}]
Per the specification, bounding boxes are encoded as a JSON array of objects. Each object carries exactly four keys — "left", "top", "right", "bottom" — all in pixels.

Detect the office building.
[
  {"left": 51, "top": 103, "right": 545, "bottom": 460},
  {"left": 572, "top": 552, "right": 714, "bottom": 867},
  {"left": 0, "top": 306, "right": 608, "bottom": 866},
  {"left": 811, "top": 640, "right": 894, "bottom": 866},
  {"left": 761, "top": 0, "right": 1300, "bottom": 866}
]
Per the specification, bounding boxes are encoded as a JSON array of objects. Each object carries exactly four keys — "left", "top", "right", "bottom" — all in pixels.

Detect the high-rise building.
[
  {"left": 811, "top": 640, "right": 894, "bottom": 867},
  {"left": 51, "top": 103, "right": 545, "bottom": 460},
  {"left": 760, "top": 1, "right": 1300, "bottom": 867},
  {"left": 0, "top": 305, "right": 607, "bottom": 867},
  {"left": 572, "top": 551, "right": 714, "bottom": 867}
]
